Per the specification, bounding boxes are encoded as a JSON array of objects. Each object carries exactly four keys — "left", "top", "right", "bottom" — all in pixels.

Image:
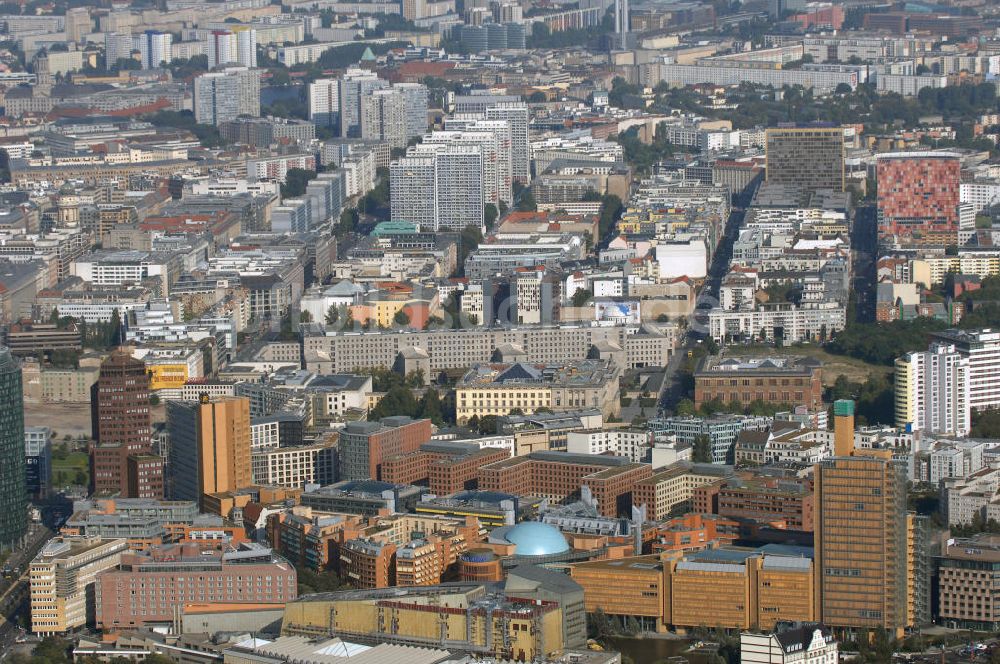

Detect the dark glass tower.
[{"left": 0, "top": 347, "right": 26, "bottom": 548}]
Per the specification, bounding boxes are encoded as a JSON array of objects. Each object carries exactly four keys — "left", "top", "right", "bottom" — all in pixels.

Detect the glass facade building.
[{"left": 0, "top": 347, "right": 25, "bottom": 548}]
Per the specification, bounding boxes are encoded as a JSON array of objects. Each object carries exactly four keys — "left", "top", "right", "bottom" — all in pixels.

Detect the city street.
[{"left": 658, "top": 203, "right": 748, "bottom": 415}]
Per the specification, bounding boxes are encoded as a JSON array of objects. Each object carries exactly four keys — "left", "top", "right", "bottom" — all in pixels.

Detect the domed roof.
[{"left": 504, "top": 522, "right": 569, "bottom": 556}]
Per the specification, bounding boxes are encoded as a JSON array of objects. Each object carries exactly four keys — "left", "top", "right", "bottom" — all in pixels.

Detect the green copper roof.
[
  {"left": 833, "top": 399, "right": 855, "bottom": 417},
  {"left": 372, "top": 220, "right": 418, "bottom": 236}
]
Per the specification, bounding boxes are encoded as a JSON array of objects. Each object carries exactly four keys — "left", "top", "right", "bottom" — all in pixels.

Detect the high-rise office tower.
[
  {"left": 895, "top": 342, "right": 970, "bottom": 437},
  {"left": 308, "top": 78, "right": 339, "bottom": 128},
  {"left": 166, "top": 400, "right": 198, "bottom": 501},
  {"left": 194, "top": 67, "right": 260, "bottom": 125},
  {"left": 0, "top": 348, "right": 25, "bottom": 549},
  {"left": 89, "top": 350, "right": 161, "bottom": 498},
  {"left": 832, "top": 398, "right": 854, "bottom": 457},
  {"left": 877, "top": 152, "right": 960, "bottom": 247},
  {"left": 360, "top": 88, "right": 407, "bottom": 148},
  {"left": 135, "top": 30, "right": 171, "bottom": 69},
  {"left": 197, "top": 395, "right": 251, "bottom": 503},
  {"left": 338, "top": 68, "right": 388, "bottom": 139},
  {"left": 166, "top": 396, "right": 252, "bottom": 507},
  {"left": 765, "top": 126, "right": 845, "bottom": 192},
  {"left": 814, "top": 399, "right": 910, "bottom": 637}
]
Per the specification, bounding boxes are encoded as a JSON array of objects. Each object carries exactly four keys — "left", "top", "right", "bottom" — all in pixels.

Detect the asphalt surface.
[
  {"left": 851, "top": 204, "right": 878, "bottom": 324},
  {"left": 0, "top": 523, "right": 53, "bottom": 658},
  {"left": 657, "top": 203, "right": 747, "bottom": 414}
]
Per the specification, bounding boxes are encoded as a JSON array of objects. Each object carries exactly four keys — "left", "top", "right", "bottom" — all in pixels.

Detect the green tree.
[
  {"left": 417, "top": 388, "right": 445, "bottom": 425},
  {"left": 281, "top": 168, "right": 317, "bottom": 198},
  {"left": 144, "top": 655, "right": 177, "bottom": 664},
  {"left": 404, "top": 370, "right": 425, "bottom": 388},
  {"left": 484, "top": 203, "right": 498, "bottom": 230},
  {"left": 598, "top": 194, "right": 623, "bottom": 239},
  {"left": 571, "top": 288, "right": 592, "bottom": 307},
  {"left": 393, "top": 309, "right": 411, "bottom": 326},
  {"left": 675, "top": 398, "right": 696, "bottom": 416},
  {"left": 458, "top": 225, "right": 484, "bottom": 275},
  {"left": 587, "top": 607, "right": 614, "bottom": 639},
  {"left": 692, "top": 434, "right": 713, "bottom": 463},
  {"left": 107, "top": 308, "right": 122, "bottom": 347},
  {"left": 368, "top": 385, "right": 419, "bottom": 420},
  {"left": 338, "top": 208, "right": 358, "bottom": 235},
  {"left": 33, "top": 636, "right": 72, "bottom": 664},
  {"left": 516, "top": 188, "right": 537, "bottom": 212},
  {"left": 477, "top": 414, "right": 498, "bottom": 434},
  {"left": 299, "top": 310, "right": 312, "bottom": 323},
  {"left": 269, "top": 68, "right": 291, "bottom": 86},
  {"left": 325, "top": 305, "right": 339, "bottom": 326}
]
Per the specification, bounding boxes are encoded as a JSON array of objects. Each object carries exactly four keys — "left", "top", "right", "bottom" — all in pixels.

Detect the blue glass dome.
[{"left": 505, "top": 522, "right": 570, "bottom": 556}]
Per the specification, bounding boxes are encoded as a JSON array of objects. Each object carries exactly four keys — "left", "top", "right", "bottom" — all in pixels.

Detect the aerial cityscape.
[{"left": 1, "top": 0, "right": 1000, "bottom": 662}]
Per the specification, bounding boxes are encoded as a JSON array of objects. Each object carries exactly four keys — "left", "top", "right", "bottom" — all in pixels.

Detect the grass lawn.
[
  {"left": 51, "top": 450, "right": 89, "bottom": 488},
  {"left": 736, "top": 343, "right": 893, "bottom": 387}
]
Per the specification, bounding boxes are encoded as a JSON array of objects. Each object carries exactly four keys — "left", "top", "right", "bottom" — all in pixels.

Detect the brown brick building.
[
  {"left": 90, "top": 350, "right": 162, "bottom": 498},
  {"left": 715, "top": 475, "right": 815, "bottom": 531},
  {"left": 339, "top": 417, "right": 433, "bottom": 481},
  {"left": 340, "top": 538, "right": 396, "bottom": 588},
  {"left": 383, "top": 441, "right": 511, "bottom": 494},
  {"left": 693, "top": 355, "right": 823, "bottom": 411},
  {"left": 94, "top": 542, "right": 296, "bottom": 630},
  {"left": 478, "top": 451, "right": 652, "bottom": 518}
]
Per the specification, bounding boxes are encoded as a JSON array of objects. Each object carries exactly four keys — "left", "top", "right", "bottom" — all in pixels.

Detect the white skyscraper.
[
  {"left": 483, "top": 103, "right": 529, "bottom": 183},
  {"left": 932, "top": 328, "right": 1000, "bottom": 412},
  {"left": 394, "top": 82, "right": 429, "bottom": 140},
  {"left": 194, "top": 67, "right": 260, "bottom": 125},
  {"left": 390, "top": 155, "right": 437, "bottom": 229},
  {"left": 391, "top": 143, "right": 485, "bottom": 232},
  {"left": 104, "top": 32, "right": 135, "bottom": 69},
  {"left": 338, "top": 68, "right": 388, "bottom": 138},
  {"left": 444, "top": 116, "right": 513, "bottom": 205},
  {"left": 360, "top": 89, "right": 407, "bottom": 148},
  {"left": 423, "top": 130, "right": 505, "bottom": 207},
  {"left": 895, "top": 342, "right": 970, "bottom": 437},
  {"left": 235, "top": 28, "right": 257, "bottom": 68},
  {"left": 207, "top": 30, "right": 237, "bottom": 68},
  {"left": 308, "top": 78, "right": 339, "bottom": 128},
  {"left": 135, "top": 30, "right": 172, "bottom": 69},
  {"left": 614, "top": 0, "right": 630, "bottom": 47}
]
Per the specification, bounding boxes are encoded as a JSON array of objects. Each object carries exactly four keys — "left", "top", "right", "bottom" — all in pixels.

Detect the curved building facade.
[{"left": 0, "top": 348, "right": 25, "bottom": 548}]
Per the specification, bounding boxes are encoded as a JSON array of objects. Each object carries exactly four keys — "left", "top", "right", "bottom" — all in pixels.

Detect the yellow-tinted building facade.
[
  {"left": 282, "top": 585, "right": 565, "bottom": 662},
  {"left": 814, "top": 450, "right": 909, "bottom": 636},
  {"left": 197, "top": 396, "right": 252, "bottom": 508},
  {"left": 147, "top": 363, "right": 190, "bottom": 390},
  {"left": 570, "top": 550, "right": 814, "bottom": 633},
  {"left": 30, "top": 537, "right": 128, "bottom": 636}
]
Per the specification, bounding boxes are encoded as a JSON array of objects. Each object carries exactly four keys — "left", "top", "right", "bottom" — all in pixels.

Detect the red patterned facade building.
[{"left": 877, "top": 152, "right": 960, "bottom": 246}]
